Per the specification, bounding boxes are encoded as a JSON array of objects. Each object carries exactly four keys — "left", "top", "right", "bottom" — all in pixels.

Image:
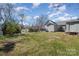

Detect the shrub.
[
  {"left": 15, "top": 23, "right": 21, "bottom": 33},
  {"left": 29, "top": 27, "right": 38, "bottom": 32},
  {"left": 2, "top": 20, "right": 21, "bottom": 35}
]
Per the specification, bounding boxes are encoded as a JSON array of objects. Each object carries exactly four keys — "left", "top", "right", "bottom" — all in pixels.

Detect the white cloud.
[
  {"left": 32, "top": 3, "right": 40, "bottom": 8},
  {"left": 15, "top": 6, "right": 30, "bottom": 11},
  {"left": 47, "top": 11, "right": 50, "bottom": 14},
  {"left": 26, "top": 16, "right": 32, "bottom": 20},
  {"left": 48, "top": 3, "right": 53, "bottom": 8},
  {"left": 48, "top": 4, "right": 67, "bottom": 19},
  {"left": 64, "top": 13, "right": 78, "bottom": 20},
  {"left": 64, "top": 13, "right": 70, "bottom": 17},
  {"left": 58, "top": 5, "right": 66, "bottom": 12},
  {"left": 48, "top": 11, "right": 61, "bottom": 18},
  {"left": 48, "top": 3, "right": 60, "bottom": 8},
  {"left": 48, "top": 3, "right": 66, "bottom": 12},
  {"left": 57, "top": 15, "right": 78, "bottom": 21},
  {"left": 58, "top": 16, "right": 71, "bottom": 21},
  {"left": 48, "top": 4, "right": 78, "bottom": 22},
  {"left": 53, "top": 3, "right": 60, "bottom": 7},
  {"left": 33, "top": 16, "right": 39, "bottom": 19},
  {"left": 71, "top": 16, "right": 78, "bottom": 19}
]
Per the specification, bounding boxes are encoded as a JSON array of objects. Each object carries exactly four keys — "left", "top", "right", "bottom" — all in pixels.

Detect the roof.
[
  {"left": 45, "top": 20, "right": 57, "bottom": 26},
  {"left": 66, "top": 19, "right": 79, "bottom": 23},
  {"left": 56, "top": 21, "right": 66, "bottom": 26},
  {"left": 56, "top": 19, "right": 79, "bottom": 25}
]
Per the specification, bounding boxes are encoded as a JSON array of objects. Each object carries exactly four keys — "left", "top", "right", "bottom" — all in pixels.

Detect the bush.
[
  {"left": 29, "top": 27, "right": 47, "bottom": 32},
  {"left": 2, "top": 20, "right": 21, "bottom": 35},
  {"left": 15, "top": 23, "right": 21, "bottom": 33},
  {"left": 29, "top": 28, "right": 38, "bottom": 32}
]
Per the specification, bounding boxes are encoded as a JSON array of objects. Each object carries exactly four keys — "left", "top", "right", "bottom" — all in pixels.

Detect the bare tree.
[
  {"left": 19, "top": 14, "right": 27, "bottom": 29},
  {"left": 35, "top": 15, "right": 48, "bottom": 31},
  {"left": 0, "top": 4, "right": 22, "bottom": 35},
  {"left": 0, "top": 3, "right": 15, "bottom": 22}
]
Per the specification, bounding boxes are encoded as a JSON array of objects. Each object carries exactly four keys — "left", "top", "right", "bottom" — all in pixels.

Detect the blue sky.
[{"left": 14, "top": 3, "right": 79, "bottom": 25}]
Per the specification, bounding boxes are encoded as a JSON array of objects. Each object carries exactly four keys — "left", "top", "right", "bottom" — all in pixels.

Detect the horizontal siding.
[
  {"left": 46, "top": 25, "right": 54, "bottom": 32},
  {"left": 75, "top": 24, "right": 79, "bottom": 32},
  {"left": 69, "top": 24, "right": 75, "bottom": 32},
  {"left": 66, "top": 23, "right": 79, "bottom": 32},
  {"left": 65, "top": 24, "right": 69, "bottom": 32}
]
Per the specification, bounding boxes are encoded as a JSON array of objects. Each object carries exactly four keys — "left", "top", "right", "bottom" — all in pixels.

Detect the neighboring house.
[
  {"left": 65, "top": 20, "right": 79, "bottom": 33},
  {"left": 45, "top": 20, "right": 58, "bottom": 32}
]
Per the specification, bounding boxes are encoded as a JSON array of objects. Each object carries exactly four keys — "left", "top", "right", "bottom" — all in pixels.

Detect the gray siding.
[
  {"left": 45, "top": 25, "right": 55, "bottom": 32},
  {"left": 66, "top": 23, "right": 79, "bottom": 32},
  {"left": 45, "top": 20, "right": 58, "bottom": 32},
  {"left": 65, "top": 24, "right": 70, "bottom": 32}
]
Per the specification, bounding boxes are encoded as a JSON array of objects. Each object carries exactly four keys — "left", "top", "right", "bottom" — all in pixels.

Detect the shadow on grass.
[{"left": 0, "top": 41, "right": 16, "bottom": 53}]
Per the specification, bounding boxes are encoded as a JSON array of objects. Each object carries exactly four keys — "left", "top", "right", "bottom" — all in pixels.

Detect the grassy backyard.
[{"left": 0, "top": 32, "right": 79, "bottom": 56}]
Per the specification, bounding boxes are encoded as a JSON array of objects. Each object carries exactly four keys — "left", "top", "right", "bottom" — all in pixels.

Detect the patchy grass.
[{"left": 0, "top": 32, "right": 79, "bottom": 56}]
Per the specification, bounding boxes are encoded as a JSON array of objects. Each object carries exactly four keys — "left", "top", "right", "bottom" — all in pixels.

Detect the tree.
[
  {"left": 2, "top": 19, "right": 21, "bottom": 35},
  {"left": 0, "top": 3, "right": 15, "bottom": 22},
  {"left": 19, "top": 14, "right": 27, "bottom": 29},
  {"left": 1, "top": 3, "right": 21, "bottom": 35},
  {"left": 35, "top": 15, "right": 48, "bottom": 31}
]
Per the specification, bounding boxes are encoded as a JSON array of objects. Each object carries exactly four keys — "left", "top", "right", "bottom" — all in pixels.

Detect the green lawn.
[{"left": 0, "top": 32, "right": 79, "bottom": 56}]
